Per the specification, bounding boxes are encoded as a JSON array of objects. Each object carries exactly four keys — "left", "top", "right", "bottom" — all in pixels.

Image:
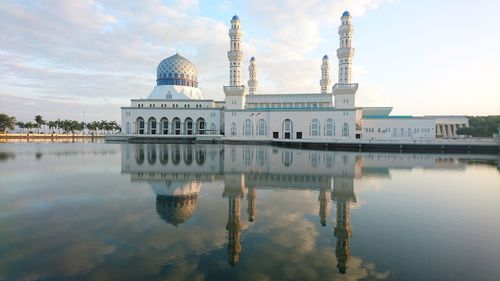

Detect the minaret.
[
  {"left": 331, "top": 177, "right": 357, "bottom": 274},
  {"left": 248, "top": 57, "right": 258, "bottom": 95},
  {"left": 247, "top": 186, "right": 256, "bottom": 222},
  {"left": 223, "top": 174, "right": 246, "bottom": 266},
  {"left": 337, "top": 11, "right": 354, "bottom": 84},
  {"left": 333, "top": 11, "right": 358, "bottom": 110},
  {"left": 318, "top": 187, "right": 330, "bottom": 226},
  {"left": 320, "top": 55, "right": 330, "bottom": 94},
  {"left": 229, "top": 15, "right": 243, "bottom": 86},
  {"left": 224, "top": 15, "right": 247, "bottom": 111}
]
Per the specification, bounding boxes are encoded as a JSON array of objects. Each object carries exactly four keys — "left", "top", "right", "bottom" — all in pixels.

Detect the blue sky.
[{"left": 0, "top": 0, "right": 499, "bottom": 121}]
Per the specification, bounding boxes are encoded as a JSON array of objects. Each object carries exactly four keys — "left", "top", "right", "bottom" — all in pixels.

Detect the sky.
[{"left": 0, "top": 0, "right": 499, "bottom": 122}]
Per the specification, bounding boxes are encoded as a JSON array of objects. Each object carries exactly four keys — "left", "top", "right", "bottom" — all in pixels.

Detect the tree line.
[
  {"left": 0, "top": 113, "right": 120, "bottom": 134},
  {"left": 456, "top": 116, "right": 500, "bottom": 138}
]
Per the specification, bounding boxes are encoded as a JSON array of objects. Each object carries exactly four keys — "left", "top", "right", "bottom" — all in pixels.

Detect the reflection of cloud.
[{"left": 0, "top": 144, "right": 395, "bottom": 280}]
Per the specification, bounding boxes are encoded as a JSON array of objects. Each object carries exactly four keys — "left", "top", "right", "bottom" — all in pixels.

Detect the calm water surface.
[{"left": 0, "top": 143, "right": 499, "bottom": 281}]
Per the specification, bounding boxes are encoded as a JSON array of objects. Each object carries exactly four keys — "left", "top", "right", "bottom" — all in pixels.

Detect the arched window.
[
  {"left": 136, "top": 117, "right": 145, "bottom": 134},
  {"left": 282, "top": 119, "right": 293, "bottom": 139},
  {"left": 172, "top": 117, "right": 181, "bottom": 135},
  {"left": 185, "top": 118, "right": 193, "bottom": 135},
  {"left": 243, "top": 119, "right": 253, "bottom": 136},
  {"left": 195, "top": 147, "right": 206, "bottom": 166},
  {"left": 166, "top": 91, "right": 172, "bottom": 99},
  {"left": 282, "top": 150, "right": 293, "bottom": 166},
  {"left": 196, "top": 117, "right": 206, "bottom": 135},
  {"left": 231, "top": 122, "right": 237, "bottom": 136},
  {"left": 147, "top": 144, "right": 156, "bottom": 164},
  {"left": 325, "top": 119, "right": 335, "bottom": 136},
  {"left": 147, "top": 117, "right": 157, "bottom": 135},
  {"left": 342, "top": 122, "right": 349, "bottom": 137},
  {"left": 159, "top": 144, "right": 168, "bottom": 165},
  {"left": 183, "top": 145, "right": 193, "bottom": 165},
  {"left": 160, "top": 118, "right": 168, "bottom": 135},
  {"left": 257, "top": 118, "right": 267, "bottom": 136},
  {"left": 310, "top": 119, "right": 320, "bottom": 136},
  {"left": 172, "top": 144, "right": 181, "bottom": 165},
  {"left": 135, "top": 144, "right": 144, "bottom": 165}
]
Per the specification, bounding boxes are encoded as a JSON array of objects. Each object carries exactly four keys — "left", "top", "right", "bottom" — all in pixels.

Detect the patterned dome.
[
  {"left": 156, "top": 53, "right": 198, "bottom": 88},
  {"left": 156, "top": 194, "right": 198, "bottom": 226}
]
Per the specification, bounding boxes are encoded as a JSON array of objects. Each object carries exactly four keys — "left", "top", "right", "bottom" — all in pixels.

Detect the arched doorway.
[
  {"left": 147, "top": 117, "right": 157, "bottom": 135},
  {"left": 282, "top": 119, "right": 293, "bottom": 139},
  {"left": 172, "top": 117, "right": 181, "bottom": 135},
  {"left": 185, "top": 117, "right": 193, "bottom": 135},
  {"left": 196, "top": 117, "right": 206, "bottom": 135},
  {"left": 136, "top": 117, "right": 145, "bottom": 134}
]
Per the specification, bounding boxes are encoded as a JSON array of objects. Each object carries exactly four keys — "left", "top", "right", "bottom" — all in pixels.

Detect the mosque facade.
[{"left": 120, "top": 12, "right": 468, "bottom": 142}]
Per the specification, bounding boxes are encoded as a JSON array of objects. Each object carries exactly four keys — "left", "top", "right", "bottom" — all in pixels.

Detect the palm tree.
[
  {"left": 34, "top": 115, "right": 45, "bottom": 134},
  {"left": 15, "top": 121, "right": 25, "bottom": 133}
]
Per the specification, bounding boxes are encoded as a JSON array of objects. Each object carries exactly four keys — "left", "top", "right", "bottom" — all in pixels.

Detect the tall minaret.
[
  {"left": 331, "top": 177, "right": 357, "bottom": 274},
  {"left": 223, "top": 174, "right": 246, "bottom": 266},
  {"left": 248, "top": 57, "right": 258, "bottom": 95},
  {"left": 318, "top": 187, "right": 330, "bottom": 226},
  {"left": 320, "top": 55, "right": 330, "bottom": 94},
  {"left": 229, "top": 15, "right": 243, "bottom": 86},
  {"left": 337, "top": 11, "right": 355, "bottom": 84},
  {"left": 247, "top": 186, "right": 256, "bottom": 222},
  {"left": 224, "top": 15, "right": 247, "bottom": 112},
  {"left": 333, "top": 11, "right": 358, "bottom": 110}
]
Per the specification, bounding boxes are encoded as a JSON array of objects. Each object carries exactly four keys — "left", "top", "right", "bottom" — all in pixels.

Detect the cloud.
[{"left": 0, "top": 0, "right": 391, "bottom": 121}]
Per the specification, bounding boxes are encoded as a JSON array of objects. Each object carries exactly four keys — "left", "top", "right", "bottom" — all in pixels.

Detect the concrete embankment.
[{"left": 106, "top": 134, "right": 500, "bottom": 154}]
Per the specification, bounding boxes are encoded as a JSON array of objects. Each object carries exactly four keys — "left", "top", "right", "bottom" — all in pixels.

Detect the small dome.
[
  {"left": 323, "top": 55, "right": 329, "bottom": 60},
  {"left": 250, "top": 56, "right": 255, "bottom": 61},
  {"left": 342, "top": 11, "right": 350, "bottom": 17},
  {"left": 232, "top": 15, "right": 239, "bottom": 21},
  {"left": 156, "top": 53, "right": 198, "bottom": 88}
]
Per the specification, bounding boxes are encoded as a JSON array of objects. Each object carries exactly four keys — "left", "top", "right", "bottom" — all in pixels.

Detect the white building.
[{"left": 121, "top": 12, "right": 468, "bottom": 142}]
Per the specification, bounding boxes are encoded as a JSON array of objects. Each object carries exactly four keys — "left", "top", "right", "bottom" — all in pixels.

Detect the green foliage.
[
  {"left": 456, "top": 116, "right": 500, "bottom": 137},
  {"left": 3, "top": 114, "right": 120, "bottom": 134},
  {"left": 0, "top": 113, "right": 16, "bottom": 133}
]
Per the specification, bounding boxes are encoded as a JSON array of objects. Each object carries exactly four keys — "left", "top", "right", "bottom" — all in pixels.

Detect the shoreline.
[
  {"left": 0, "top": 134, "right": 105, "bottom": 140},
  {"left": 105, "top": 135, "right": 500, "bottom": 155}
]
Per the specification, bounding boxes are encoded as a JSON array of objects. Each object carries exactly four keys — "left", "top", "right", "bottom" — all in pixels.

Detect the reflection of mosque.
[{"left": 121, "top": 144, "right": 491, "bottom": 270}]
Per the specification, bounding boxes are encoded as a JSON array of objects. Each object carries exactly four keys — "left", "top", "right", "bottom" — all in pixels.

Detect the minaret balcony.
[
  {"left": 337, "top": 48, "right": 355, "bottom": 57},
  {"left": 333, "top": 83, "right": 358, "bottom": 90}
]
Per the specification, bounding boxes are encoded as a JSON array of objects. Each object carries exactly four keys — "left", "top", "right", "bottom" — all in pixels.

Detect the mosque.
[{"left": 120, "top": 12, "right": 468, "bottom": 142}]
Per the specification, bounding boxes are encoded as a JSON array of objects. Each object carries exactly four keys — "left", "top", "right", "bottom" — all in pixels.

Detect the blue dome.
[
  {"left": 342, "top": 11, "right": 350, "bottom": 17},
  {"left": 232, "top": 15, "right": 239, "bottom": 21},
  {"left": 250, "top": 56, "right": 255, "bottom": 61},
  {"left": 323, "top": 54, "right": 328, "bottom": 60},
  {"left": 156, "top": 53, "right": 198, "bottom": 87}
]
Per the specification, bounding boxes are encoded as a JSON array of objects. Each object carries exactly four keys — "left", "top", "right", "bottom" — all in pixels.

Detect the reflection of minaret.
[
  {"left": 331, "top": 177, "right": 356, "bottom": 274},
  {"left": 223, "top": 175, "right": 246, "bottom": 266},
  {"left": 247, "top": 186, "right": 256, "bottom": 222},
  {"left": 318, "top": 188, "right": 330, "bottom": 226}
]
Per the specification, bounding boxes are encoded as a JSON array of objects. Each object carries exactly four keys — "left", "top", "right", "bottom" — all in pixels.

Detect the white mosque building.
[{"left": 120, "top": 12, "right": 468, "bottom": 142}]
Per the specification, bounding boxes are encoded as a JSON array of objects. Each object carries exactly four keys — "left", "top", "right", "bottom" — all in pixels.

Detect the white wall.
[
  {"left": 224, "top": 109, "right": 356, "bottom": 141},
  {"left": 361, "top": 118, "right": 435, "bottom": 140}
]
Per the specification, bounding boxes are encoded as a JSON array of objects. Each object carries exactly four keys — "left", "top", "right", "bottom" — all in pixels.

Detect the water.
[{"left": 0, "top": 143, "right": 499, "bottom": 281}]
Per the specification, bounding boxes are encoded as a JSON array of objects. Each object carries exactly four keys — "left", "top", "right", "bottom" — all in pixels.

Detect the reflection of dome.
[
  {"left": 156, "top": 53, "right": 198, "bottom": 87},
  {"left": 150, "top": 181, "right": 201, "bottom": 226},
  {"left": 156, "top": 194, "right": 198, "bottom": 226}
]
